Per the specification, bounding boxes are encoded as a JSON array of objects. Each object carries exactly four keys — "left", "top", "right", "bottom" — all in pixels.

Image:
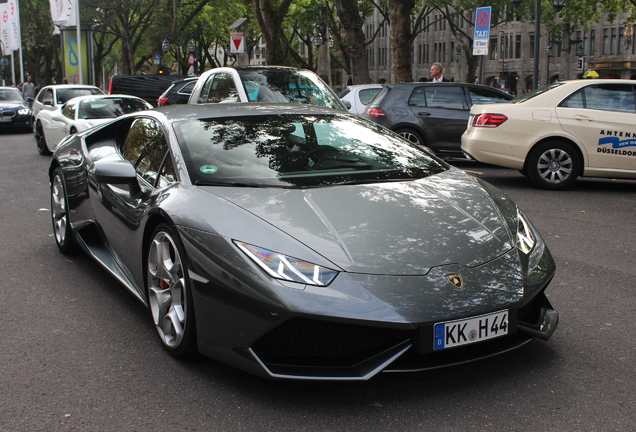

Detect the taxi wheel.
[{"left": 527, "top": 141, "right": 580, "bottom": 190}]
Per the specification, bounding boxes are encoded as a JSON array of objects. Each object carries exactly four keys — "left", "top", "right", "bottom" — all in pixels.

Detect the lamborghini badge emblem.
[{"left": 446, "top": 274, "right": 463, "bottom": 289}]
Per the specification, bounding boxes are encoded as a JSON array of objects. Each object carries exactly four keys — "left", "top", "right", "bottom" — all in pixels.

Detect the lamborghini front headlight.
[{"left": 234, "top": 241, "right": 338, "bottom": 286}]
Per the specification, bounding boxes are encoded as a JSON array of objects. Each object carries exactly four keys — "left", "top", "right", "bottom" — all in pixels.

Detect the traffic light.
[{"left": 577, "top": 57, "right": 584, "bottom": 71}]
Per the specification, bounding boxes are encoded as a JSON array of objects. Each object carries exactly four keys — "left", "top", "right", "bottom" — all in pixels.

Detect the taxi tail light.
[
  {"left": 472, "top": 113, "right": 508, "bottom": 128},
  {"left": 157, "top": 97, "right": 168, "bottom": 106},
  {"left": 366, "top": 107, "right": 386, "bottom": 118}
]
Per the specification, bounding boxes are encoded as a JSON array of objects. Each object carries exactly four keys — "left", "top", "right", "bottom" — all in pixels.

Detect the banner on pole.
[
  {"left": 0, "top": 3, "right": 11, "bottom": 55},
  {"left": 7, "top": 0, "right": 20, "bottom": 51}
]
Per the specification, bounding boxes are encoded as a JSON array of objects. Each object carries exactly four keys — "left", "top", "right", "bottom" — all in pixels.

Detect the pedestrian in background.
[
  {"left": 429, "top": 63, "right": 449, "bottom": 82},
  {"left": 22, "top": 76, "right": 36, "bottom": 98}
]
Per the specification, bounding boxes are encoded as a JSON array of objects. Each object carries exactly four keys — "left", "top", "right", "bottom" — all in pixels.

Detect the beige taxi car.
[{"left": 461, "top": 79, "right": 636, "bottom": 189}]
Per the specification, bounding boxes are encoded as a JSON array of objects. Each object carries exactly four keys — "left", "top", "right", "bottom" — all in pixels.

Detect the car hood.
[
  {"left": 204, "top": 169, "right": 514, "bottom": 275},
  {"left": 0, "top": 102, "right": 27, "bottom": 110}
]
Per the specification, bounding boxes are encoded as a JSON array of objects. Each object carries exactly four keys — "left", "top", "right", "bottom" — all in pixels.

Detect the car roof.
[
  {"left": 154, "top": 102, "right": 353, "bottom": 121},
  {"left": 40, "top": 84, "right": 102, "bottom": 91}
]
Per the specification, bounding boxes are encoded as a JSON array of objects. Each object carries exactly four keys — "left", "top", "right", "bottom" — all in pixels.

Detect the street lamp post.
[
  {"left": 546, "top": 43, "right": 555, "bottom": 85},
  {"left": 510, "top": 0, "right": 570, "bottom": 89}
]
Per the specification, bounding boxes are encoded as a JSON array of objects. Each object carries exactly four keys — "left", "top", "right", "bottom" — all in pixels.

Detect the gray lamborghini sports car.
[{"left": 49, "top": 103, "right": 558, "bottom": 380}]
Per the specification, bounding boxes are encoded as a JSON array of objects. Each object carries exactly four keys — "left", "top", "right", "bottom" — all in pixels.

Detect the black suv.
[{"left": 364, "top": 83, "right": 513, "bottom": 158}]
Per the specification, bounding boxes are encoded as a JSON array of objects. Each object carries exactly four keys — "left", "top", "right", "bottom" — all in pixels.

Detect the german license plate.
[
  {"left": 434, "top": 310, "right": 509, "bottom": 350},
  {"left": 0, "top": 117, "right": 11, "bottom": 122}
]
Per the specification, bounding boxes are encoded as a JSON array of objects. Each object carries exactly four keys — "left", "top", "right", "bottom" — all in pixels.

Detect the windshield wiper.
[{"left": 337, "top": 177, "right": 417, "bottom": 186}]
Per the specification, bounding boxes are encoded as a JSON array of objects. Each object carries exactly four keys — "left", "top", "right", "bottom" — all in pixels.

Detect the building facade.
[{"left": 365, "top": 9, "right": 636, "bottom": 94}]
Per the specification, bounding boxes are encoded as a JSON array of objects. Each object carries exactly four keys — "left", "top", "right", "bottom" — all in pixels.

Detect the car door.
[
  {"left": 557, "top": 83, "right": 636, "bottom": 171},
  {"left": 90, "top": 117, "right": 177, "bottom": 290},
  {"left": 408, "top": 85, "right": 469, "bottom": 153},
  {"left": 46, "top": 102, "right": 74, "bottom": 147}
]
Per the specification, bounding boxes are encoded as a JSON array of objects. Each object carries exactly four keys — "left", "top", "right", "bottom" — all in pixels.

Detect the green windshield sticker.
[{"left": 200, "top": 165, "right": 218, "bottom": 174}]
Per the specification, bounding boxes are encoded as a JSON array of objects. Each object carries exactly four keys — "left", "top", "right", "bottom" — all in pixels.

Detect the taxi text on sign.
[{"left": 473, "top": 6, "right": 491, "bottom": 56}]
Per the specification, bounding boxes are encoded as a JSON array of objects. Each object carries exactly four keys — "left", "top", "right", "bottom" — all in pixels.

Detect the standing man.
[
  {"left": 22, "top": 76, "right": 36, "bottom": 100},
  {"left": 429, "top": 63, "right": 449, "bottom": 82}
]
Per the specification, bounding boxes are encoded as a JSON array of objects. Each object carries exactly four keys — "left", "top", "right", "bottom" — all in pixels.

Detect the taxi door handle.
[
  {"left": 574, "top": 115, "right": 593, "bottom": 122},
  {"left": 417, "top": 112, "right": 431, "bottom": 117}
]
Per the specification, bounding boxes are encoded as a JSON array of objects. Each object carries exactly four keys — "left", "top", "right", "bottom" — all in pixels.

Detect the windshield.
[
  {"left": 57, "top": 88, "right": 103, "bottom": 104},
  {"left": 174, "top": 114, "right": 447, "bottom": 188},
  {"left": 238, "top": 69, "right": 345, "bottom": 110},
  {"left": 0, "top": 88, "right": 24, "bottom": 102},
  {"left": 512, "top": 82, "right": 565, "bottom": 104},
  {"left": 79, "top": 98, "right": 151, "bottom": 119}
]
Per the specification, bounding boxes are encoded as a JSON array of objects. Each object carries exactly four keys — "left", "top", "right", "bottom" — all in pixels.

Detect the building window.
[
  {"left": 591, "top": 29, "right": 596, "bottom": 55},
  {"left": 611, "top": 27, "right": 617, "bottom": 54},
  {"left": 515, "top": 34, "right": 521, "bottom": 59},
  {"left": 603, "top": 28, "right": 609, "bottom": 55},
  {"left": 490, "top": 37, "right": 498, "bottom": 60},
  {"left": 529, "top": 34, "right": 534, "bottom": 58},
  {"left": 618, "top": 27, "right": 624, "bottom": 54}
]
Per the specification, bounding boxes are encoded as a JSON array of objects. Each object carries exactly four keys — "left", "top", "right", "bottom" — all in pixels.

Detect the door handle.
[
  {"left": 417, "top": 112, "right": 431, "bottom": 117},
  {"left": 574, "top": 115, "right": 593, "bottom": 122}
]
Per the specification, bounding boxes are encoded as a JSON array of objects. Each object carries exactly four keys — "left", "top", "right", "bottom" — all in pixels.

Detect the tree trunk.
[
  {"left": 387, "top": 0, "right": 415, "bottom": 83},
  {"left": 334, "top": 0, "right": 371, "bottom": 84},
  {"left": 252, "top": 0, "right": 294, "bottom": 66}
]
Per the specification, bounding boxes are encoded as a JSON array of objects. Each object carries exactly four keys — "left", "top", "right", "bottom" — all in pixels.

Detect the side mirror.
[
  {"left": 92, "top": 158, "right": 143, "bottom": 197},
  {"left": 341, "top": 99, "right": 352, "bottom": 110},
  {"left": 92, "top": 159, "right": 137, "bottom": 184},
  {"left": 43, "top": 100, "right": 53, "bottom": 107},
  {"left": 27, "top": 97, "right": 34, "bottom": 103}
]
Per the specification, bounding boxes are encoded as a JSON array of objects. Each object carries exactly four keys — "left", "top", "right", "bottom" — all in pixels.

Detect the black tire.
[
  {"left": 394, "top": 128, "right": 425, "bottom": 148},
  {"left": 526, "top": 141, "right": 580, "bottom": 190},
  {"left": 35, "top": 121, "right": 51, "bottom": 155},
  {"left": 146, "top": 223, "right": 197, "bottom": 358},
  {"left": 50, "top": 168, "right": 77, "bottom": 254}
]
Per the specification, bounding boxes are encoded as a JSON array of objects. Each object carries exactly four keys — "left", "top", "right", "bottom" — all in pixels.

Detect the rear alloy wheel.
[
  {"left": 50, "top": 168, "right": 76, "bottom": 253},
  {"left": 35, "top": 121, "right": 51, "bottom": 155},
  {"left": 527, "top": 141, "right": 580, "bottom": 190},
  {"left": 147, "top": 224, "right": 197, "bottom": 358},
  {"left": 394, "top": 128, "right": 424, "bottom": 147}
]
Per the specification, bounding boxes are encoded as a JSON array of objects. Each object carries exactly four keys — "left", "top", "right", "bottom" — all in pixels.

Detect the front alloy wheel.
[
  {"left": 527, "top": 141, "right": 580, "bottom": 190},
  {"left": 35, "top": 122, "right": 51, "bottom": 155},
  {"left": 50, "top": 168, "right": 76, "bottom": 253},
  {"left": 147, "top": 224, "right": 197, "bottom": 357}
]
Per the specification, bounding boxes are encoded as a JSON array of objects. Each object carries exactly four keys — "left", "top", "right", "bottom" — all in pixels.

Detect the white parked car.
[
  {"left": 339, "top": 84, "right": 383, "bottom": 116},
  {"left": 187, "top": 66, "right": 347, "bottom": 111},
  {"left": 32, "top": 84, "right": 104, "bottom": 119},
  {"left": 34, "top": 94, "right": 152, "bottom": 155},
  {"left": 461, "top": 79, "right": 636, "bottom": 189}
]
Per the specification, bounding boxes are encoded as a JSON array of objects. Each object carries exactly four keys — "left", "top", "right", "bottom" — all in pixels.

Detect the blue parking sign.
[{"left": 474, "top": 7, "right": 491, "bottom": 40}]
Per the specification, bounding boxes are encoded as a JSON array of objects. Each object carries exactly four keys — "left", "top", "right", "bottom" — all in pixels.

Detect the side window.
[
  {"left": 206, "top": 73, "right": 239, "bottom": 103},
  {"left": 358, "top": 88, "right": 381, "bottom": 105},
  {"left": 198, "top": 74, "right": 215, "bottom": 103},
  {"left": 560, "top": 90, "right": 585, "bottom": 108},
  {"left": 583, "top": 84, "right": 635, "bottom": 113},
  {"left": 39, "top": 89, "right": 53, "bottom": 105},
  {"left": 468, "top": 88, "right": 511, "bottom": 105},
  {"left": 424, "top": 86, "right": 465, "bottom": 110},
  {"left": 61, "top": 103, "right": 76, "bottom": 120},
  {"left": 178, "top": 81, "right": 196, "bottom": 95},
  {"left": 409, "top": 87, "right": 427, "bottom": 107},
  {"left": 121, "top": 118, "right": 176, "bottom": 187}
]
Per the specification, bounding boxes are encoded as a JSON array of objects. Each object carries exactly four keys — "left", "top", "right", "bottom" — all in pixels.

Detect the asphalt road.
[{"left": 1, "top": 129, "right": 634, "bottom": 431}]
